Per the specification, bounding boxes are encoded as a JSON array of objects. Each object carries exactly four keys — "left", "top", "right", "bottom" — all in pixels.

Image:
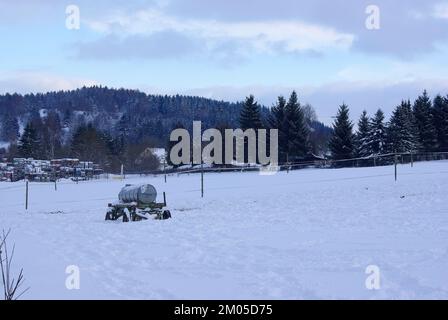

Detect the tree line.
[
  {"left": 2, "top": 87, "right": 447, "bottom": 171},
  {"left": 330, "top": 90, "right": 448, "bottom": 160},
  {"left": 12, "top": 121, "right": 159, "bottom": 173},
  {"left": 0, "top": 87, "right": 331, "bottom": 171},
  {"left": 237, "top": 90, "right": 448, "bottom": 164}
]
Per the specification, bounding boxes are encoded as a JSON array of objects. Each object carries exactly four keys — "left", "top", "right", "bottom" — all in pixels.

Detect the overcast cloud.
[{"left": 1, "top": 0, "right": 447, "bottom": 121}]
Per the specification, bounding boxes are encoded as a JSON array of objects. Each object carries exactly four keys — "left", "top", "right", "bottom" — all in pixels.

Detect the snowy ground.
[{"left": 1, "top": 161, "right": 448, "bottom": 299}]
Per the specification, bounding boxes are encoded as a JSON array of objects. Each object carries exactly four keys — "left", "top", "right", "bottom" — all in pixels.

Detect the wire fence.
[
  {"left": 2, "top": 151, "right": 447, "bottom": 210},
  {"left": 174, "top": 151, "right": 448, "bottom": 175},
  {"left": 2, "top": 152, "right": 447, "bottom": 183}
]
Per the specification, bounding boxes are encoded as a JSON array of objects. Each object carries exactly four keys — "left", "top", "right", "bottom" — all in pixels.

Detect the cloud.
[
  {"left": 432, "top": 2, "right": 448, "bottom": 19},
  {"left": 76, "top": 31, "right": 204, "bottom": 60},
  {"left": 162, "top": 0, "right": 448, "bottom": 58},
  {"left": 79, "top": 7, "right": 354, "bottom": 61},
  {"left": 0, "top": 71, "right": 98, "bottom": 94},
  {"left": 3, "top": 0, "right": 448, "bottom": 59},
  {"left": 353, "top": 2, "right": 448, "bottom": 57}
]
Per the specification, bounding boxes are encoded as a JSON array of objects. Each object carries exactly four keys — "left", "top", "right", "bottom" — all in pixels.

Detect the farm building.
[{"left": 0, "top": 158, "right": 103, "bottom": 182}]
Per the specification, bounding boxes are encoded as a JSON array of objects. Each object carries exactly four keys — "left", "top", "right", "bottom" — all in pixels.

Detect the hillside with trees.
[
  {"left": 2, "top": 86, "right": 446, "bottom": 172},
  {"left": 0, "top": 86, "right": 332, "bottom": 171}
]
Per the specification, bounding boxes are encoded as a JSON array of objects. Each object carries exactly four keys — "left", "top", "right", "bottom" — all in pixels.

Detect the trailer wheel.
[
  {"left": 122, "top": 208, "right": 130, "bottom": 222},
  {"left": 162, "top": 210, "right": 172, "bottom": 220},
  {"left": 105, "top": 208, "right": 117, "bottom": 221}
]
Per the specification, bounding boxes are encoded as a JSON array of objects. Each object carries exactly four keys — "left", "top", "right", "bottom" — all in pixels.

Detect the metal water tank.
[{"left": 118, "top": 184, "right": 157, "bottom": 204}]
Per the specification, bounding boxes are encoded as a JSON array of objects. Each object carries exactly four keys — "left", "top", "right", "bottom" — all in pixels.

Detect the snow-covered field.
[{"left": 1, "top": 161, "right": 448, "bottom": 299}]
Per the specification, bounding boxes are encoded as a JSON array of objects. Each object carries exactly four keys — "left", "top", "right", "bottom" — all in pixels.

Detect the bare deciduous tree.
[{"left": 0, "top": 229, "right": 29, "bottom": 300}]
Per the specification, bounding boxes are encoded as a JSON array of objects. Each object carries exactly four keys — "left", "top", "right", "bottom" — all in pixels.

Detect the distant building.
[{"left": 0, "top": 158, "right": 103, "bottom": 182}]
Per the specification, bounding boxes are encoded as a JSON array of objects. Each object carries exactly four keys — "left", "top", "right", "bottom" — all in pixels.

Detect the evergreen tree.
[
  {"left": 432, "top": 95, "right": 448, "bottom": 151},
  {"left": 387, "top": 100, "right": 419, "bottom": 153},
  {"left": 71, "top": 124, "right": 111, "bottom": 168},
  {"left": 284, "top": 91, "right": 309, "bottom": 161},
  {"left": 239, "top": 95, "right": 263, "bottom": 130},
  {"left": 354, "top": 110, "right": 370, "bottom": 157},
  {"left": 329, "top": 104, "right": 354, "bottom": 160},
  {"left": 18, "top": 122, "right": 41, "bottom": 158},
  {"left": 413, "top": 90, "right": 437, "bottom": 151},
  {"left": 367, "top": 109, "right": 387, "bottom": 155},
  {"left": 239, "top": 95, "right": 263, "bottom": 163},
  {"left": 268, "top": 96, "right": 288, "bottom": 162},
  {"left": 1, "top": 113, "right": 19, "bottom": 142}
]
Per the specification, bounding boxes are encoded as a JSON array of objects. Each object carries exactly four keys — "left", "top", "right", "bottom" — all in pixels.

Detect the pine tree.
[
  {"left": 413, "top": 90, "right": 437, "bottom": 151},
  {"left": 111, "top": 114, "right": 129, "bottom": 166},
  {"left": 71, "top": 124, "right": 111, "bottom": 168},
  {"left": 18, "top": 122, "right": 41, "bottom": 159},
  {"left": 284, "top": 91, "right": 309, "bottom": 161},
  {"left": 1, "top": 114, "right": 19, "bottom": 142},
  {"left": 329, "top": 104, "right": 354, "bottom": 160},
  {"left": 387, "top": 100, "right": 419, "bottom": 153},
  {"left": 268, "top": 96, "right": 288, "bottom": 162},
  {"left": 432, "top": 95, "right": 448, "bottom": 151},
  {"left": 239, "top": 95, "right": 263, "bottom": 163},
  {"left": 367, "top": 109, "right": 387, "bottom": 155},
  {"left": 354, "top": 110, "right": 370, "bottom": 157},
  {"left": 239, "top": 95, "right": 263, "bottom": 130}
]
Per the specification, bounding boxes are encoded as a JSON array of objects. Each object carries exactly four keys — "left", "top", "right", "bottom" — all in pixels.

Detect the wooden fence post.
[
  {"left": 25, "top": 181, "right": 29, "bottom": 210},
  {"left": 394, "top": 153, "right": 398, "bottom": 182}
]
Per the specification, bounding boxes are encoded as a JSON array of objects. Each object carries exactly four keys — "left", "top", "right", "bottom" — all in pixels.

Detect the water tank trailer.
[{"left": 105, "top": 184, "right": 171, "bottom": 222}]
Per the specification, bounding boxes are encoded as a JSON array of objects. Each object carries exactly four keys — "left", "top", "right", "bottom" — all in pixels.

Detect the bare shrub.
[{"left": 0, "top": 229, "right": 29, "bottom": 300}]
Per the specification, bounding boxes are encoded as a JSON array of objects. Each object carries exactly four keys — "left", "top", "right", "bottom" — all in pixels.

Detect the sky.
[{"left": 1, "top": 0, "right": 448, "bottom": 124}]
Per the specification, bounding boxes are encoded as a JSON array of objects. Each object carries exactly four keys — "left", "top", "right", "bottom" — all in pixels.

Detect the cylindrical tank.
[{"left": 118, "top": 184, "right": 157, "bottom": 204}]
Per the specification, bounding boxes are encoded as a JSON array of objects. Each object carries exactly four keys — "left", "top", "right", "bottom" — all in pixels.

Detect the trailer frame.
[{"left": 105, "top": 191, "right": 171, "bottom": 222}]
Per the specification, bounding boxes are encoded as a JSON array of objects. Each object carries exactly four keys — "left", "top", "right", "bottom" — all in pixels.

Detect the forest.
[
  {"left": 1, "top": 86, "right": 446, "bottom": 172},
  {"left": 0, "top": 87, "right": 331, "bottom": 172}
]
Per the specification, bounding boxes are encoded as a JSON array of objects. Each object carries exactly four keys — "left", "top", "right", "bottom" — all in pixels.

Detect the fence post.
[
  {"left": 25, "top": 180, "right": 29, "bottom": 210},
  {"left": 394, "top": 153, "right": 398, "bottom": 182},
  {"left": 163, "top": 159, "right": 167, "bottom": 183},
  {"left": 201, "top": 161, "right": 204, "bottom": 198},
  {"left": 411, "top": 151, "right": 414, "bottom": 168}
]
